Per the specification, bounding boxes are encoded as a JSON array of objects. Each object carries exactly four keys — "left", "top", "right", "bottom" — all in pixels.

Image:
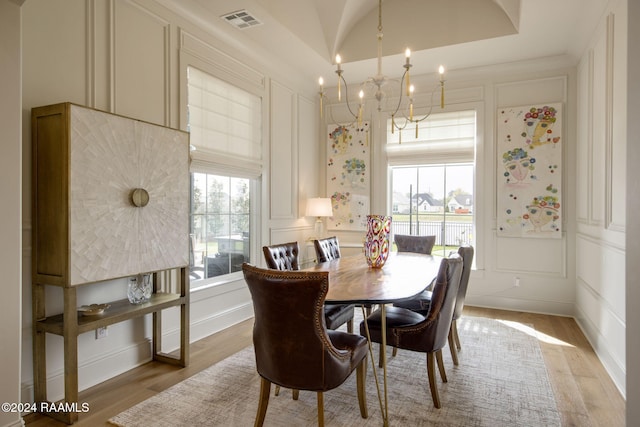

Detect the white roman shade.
[
  {"left": 386, "top": 110, "right": 476, "bottom": 164},
  {"left": 187, "top": 66, "right": 262, "bottom": 178}
]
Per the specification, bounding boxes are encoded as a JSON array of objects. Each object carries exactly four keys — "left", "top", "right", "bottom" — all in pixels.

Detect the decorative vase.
[
  {"left": 127, "top": 274, "right": 152, "bottom": 304},
  {"left": 364, "top": 215, "right": 392, "bottom": 268}
]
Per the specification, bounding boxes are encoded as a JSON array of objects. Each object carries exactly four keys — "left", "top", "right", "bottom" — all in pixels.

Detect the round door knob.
[{"left": 131, "top": 188, "right": 150, "bottom": 207}]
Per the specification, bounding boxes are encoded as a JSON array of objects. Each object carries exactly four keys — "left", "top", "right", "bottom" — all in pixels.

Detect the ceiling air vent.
[{"left": 221, "top": 10, "right": 263, "bottom": 29}]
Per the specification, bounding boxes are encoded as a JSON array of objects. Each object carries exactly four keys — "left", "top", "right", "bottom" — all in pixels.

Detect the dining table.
[{"left": 305, "top": 251, "right": 442, "bottom": 426}]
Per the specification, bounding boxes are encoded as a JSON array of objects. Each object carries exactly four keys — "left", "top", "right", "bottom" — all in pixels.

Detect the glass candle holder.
[{"left": 127, "top": 274, "right": 152, "bottom": 304}]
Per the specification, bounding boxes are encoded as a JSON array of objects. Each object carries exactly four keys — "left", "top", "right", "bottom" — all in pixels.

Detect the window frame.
[
  {"left": 385, "top": 103, "right": 482, "bottom": 266},
  {"left": 181, "top": 54, "right": 264, "bottom": 290}
]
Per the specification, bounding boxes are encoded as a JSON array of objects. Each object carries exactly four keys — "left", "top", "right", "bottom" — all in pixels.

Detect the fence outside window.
[{"left": 392, "top": 219, "right": 473, "bottom": 246}]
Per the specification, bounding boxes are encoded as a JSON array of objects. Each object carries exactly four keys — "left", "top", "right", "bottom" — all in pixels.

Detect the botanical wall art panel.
[
  {"left": 497, "top": 103, "right": 562, "bottom": 238},
  {"left": 326, "top": 122, "right": 370, "bottom": 230}
]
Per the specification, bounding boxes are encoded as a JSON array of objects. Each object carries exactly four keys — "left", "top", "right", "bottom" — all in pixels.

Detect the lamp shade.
[{"left": 306, "top": 197, "right": 333, "bottom": 217}]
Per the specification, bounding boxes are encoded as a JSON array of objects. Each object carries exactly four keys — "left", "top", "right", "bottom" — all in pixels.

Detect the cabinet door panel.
[
  {"left": 70, "top": 106, "right": 139, "bottom": 284},
  {"left": 136, "top": 121, "right": 190, "bottom": 274}
]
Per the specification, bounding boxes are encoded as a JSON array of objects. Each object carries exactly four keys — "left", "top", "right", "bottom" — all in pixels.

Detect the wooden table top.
[{"left": 305, "top": 252, "right": 442, "bottom": 304}]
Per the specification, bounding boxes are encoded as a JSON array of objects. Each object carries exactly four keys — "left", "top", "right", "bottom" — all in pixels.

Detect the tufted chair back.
[
  {"left": 313, "top": 236, "right": 341, "bottom": 263},
  {"left": 394, "top": 234, "right": 436, "bottom": 254},
  {"left": 392, "top": 255, "right": 463, "bottom": 352},
  {"left": 262, "top": 241, "right": 300, "bottom": 271}
]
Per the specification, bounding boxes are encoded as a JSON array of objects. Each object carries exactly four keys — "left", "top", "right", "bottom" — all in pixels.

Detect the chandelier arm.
[
  {"left": 410, "top": 83, "right": 441, "bottom": 123},
  {"left": 327, "top": 103, "right": 358, "bottom": 129},
  {"left": 393, "top": 118, "right": 409, "bottom": 130},
  {"left": 338, "top": 73, "right": 359, "bottom": 120},
  {"left": 389, "top": 68, "right": 409, "bottom": 118}
]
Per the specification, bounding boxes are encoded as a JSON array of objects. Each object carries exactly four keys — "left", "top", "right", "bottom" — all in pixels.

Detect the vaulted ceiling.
[
  {"left": 254, "top": 0, "right": 521, "bottom": 63},
  {"left": 159, "top": 0, "right": 608, "bottom": 83}
]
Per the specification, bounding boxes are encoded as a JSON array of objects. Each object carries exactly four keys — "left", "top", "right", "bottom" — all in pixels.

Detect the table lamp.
[{"left": 306, "top": 197, "right": 333, "bottom": 238}]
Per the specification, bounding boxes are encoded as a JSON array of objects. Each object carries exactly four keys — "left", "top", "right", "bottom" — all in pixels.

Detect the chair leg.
[
  {"left": 356, "top": 357, "right": 368, "bottom": 418},
  {"left": 316, "top": 391, "right": 324, "bottom": 427},
  {"left": 448, "top": 328, "right": 459, "bottom": 366},
  {"left": 347, "top": 318, "right": 354, "bottom": 333},
  {"left": 274, "top": 385, "right": 298, "bottom": 399},
  {"left": 436, "top": 349, "right": 447, "bottom": 383},
  {"left": 392, "top": 347, "right": 398, "bottom": 357},
  {"left": 378, "top": 343, "right": 384, "bottom": 368},
  {"left": 426, "top": 352, "right": 441, "bottom": 408},
  {"left": 452, "top": 319, "right": 461, "bottom": 350},
  {"left": 255, "top": 377, "right": 271, "bottom": 427}
]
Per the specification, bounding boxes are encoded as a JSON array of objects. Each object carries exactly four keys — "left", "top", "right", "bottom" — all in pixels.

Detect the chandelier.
[{"left": 318, "top": 0, "right": 446, "bottom": 139}]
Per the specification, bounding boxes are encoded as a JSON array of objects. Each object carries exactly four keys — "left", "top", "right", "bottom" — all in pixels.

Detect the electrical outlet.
[
  {"left": 95, "top": 326, "right": 108, "bottom": 339},
  {"left": 513, "top": 277, "right": 520, "bottom": 287}
]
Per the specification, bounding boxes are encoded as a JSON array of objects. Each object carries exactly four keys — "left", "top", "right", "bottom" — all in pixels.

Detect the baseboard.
[
  {"left": 0, "top": 416, "right": 25, "bottom": 427},
  {"left": 21, "top": 301, "right": 255, "bottom": 404},
  {"left": 466, "top": 295, "right": 575, "bottom": 317},
  {"left": 22, "top": 338, "right": 152, "bottom": 404},
  {"left": 574, "top": 305, "right": 626, "bottom": 398},
  {"left": 190, "top": 302, "right": 253, "bottom": 343}
]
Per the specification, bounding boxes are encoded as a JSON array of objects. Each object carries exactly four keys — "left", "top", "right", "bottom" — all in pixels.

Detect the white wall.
[
  {"left": 20, "top": 0, "right": 318, "bottom": 403},
  {"left": 1, "top": 3, "right": 25, "bottom": 427},
  {"left": 574, "top": 0, "right": 627, "bottom": 396}
]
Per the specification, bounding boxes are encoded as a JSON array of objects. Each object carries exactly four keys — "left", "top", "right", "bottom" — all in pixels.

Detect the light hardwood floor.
[{"left": 24, "top": 306, "right": 625, "bottom": 426}]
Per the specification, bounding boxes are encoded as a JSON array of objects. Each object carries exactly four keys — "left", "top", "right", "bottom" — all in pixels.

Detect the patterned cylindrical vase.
[{"left": 364, "top": 215, "right": 392, "bottom": 268}]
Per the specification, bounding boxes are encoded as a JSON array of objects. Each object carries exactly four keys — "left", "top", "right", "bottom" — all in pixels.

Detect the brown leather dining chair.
[
  {"left": 391, "top": 234, "right": 437, "bottom": 316},
  {"left": 393, "top": 245, "right": 474, "bottom": 365},
  {"left": 242, "top": 263, "right": 368, "bottom": 427},
  {"left": 448, "top": 245, "right": 474, "bottom": 364},
  {"left": 263, "top": 241, "right": 355, "bottom": 333},
  {"left": 394, "top": 234, "right": 436, "bottom": 254},
  {"left": 360, "top": 255, "right": 463, "bottom": 408},
  {"left": 313, "top": 236, "right": 365, "bottom": 318},
  {"left": 262, "top": 241, "right": 300, "bottom": 271},
  {"left": 313, "top": 236, "right": 342, "bottom": 262}
]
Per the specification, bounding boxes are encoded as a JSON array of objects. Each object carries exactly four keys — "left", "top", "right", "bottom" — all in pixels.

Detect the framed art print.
[
  {"left": 497, "top": 103, "right": 562, "bottom": 238},
  {"left": 326, "top": 122, "right": 370, "bottom": 230}
]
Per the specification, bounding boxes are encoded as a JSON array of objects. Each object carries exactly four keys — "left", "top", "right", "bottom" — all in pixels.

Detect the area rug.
[{"left": 109, "top": 316, "right": 560, "bottom": 426}]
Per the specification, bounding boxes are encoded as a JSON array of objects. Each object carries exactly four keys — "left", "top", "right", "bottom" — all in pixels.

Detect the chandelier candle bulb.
[
  {"left": 335, "top": 54, "right": 342, "bottom": 101},
  {"left": 405, "top": 48, "right": 412, "bottom": 96},
  {"left": 318, "top": 77, "right": 324, "bottom": 118},
  {"left": 439, "top": 65, "right": 446, "bottom": 109},
  {"left": 409, "top": 84, "right": 414, "bottom": 121},
  {"left": 358, "top": 90, "right": 364, "bottom": 126}
]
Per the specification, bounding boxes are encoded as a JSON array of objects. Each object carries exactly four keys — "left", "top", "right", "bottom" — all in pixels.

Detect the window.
[
  {"left": 187, "top": 66, "right": 261, "bottom": 286},
  {"left": 387, "top": 110, "right": 476, "bottom": 257},
  {"left": 391, "top": 164, "right": 474, "bottom": 256},
  {"left": 190, "top": 173, "right": 251, "bottom": 280}
]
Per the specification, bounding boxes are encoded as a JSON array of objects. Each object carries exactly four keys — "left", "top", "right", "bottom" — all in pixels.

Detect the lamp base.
[{"left": 313, "top": 218, "right": 324, "bottom": 239}]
